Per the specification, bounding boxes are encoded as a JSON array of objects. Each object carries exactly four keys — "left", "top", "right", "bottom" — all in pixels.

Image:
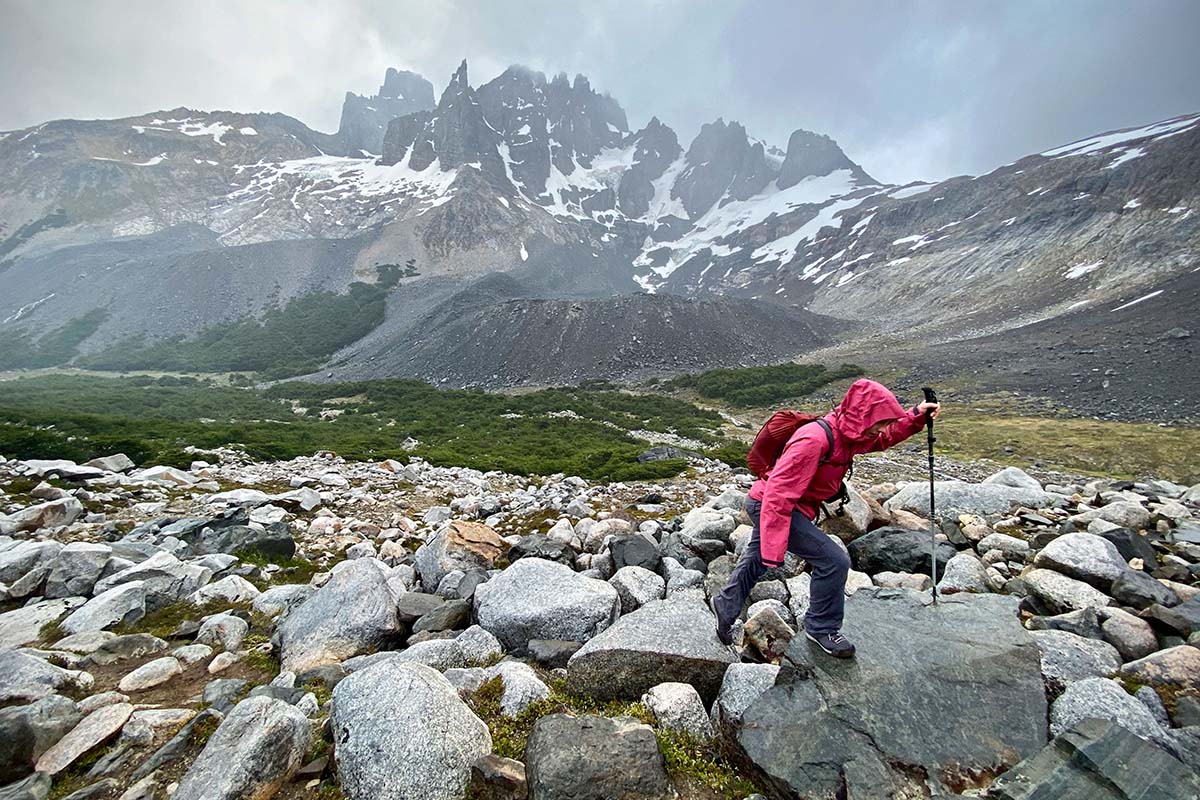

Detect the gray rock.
[
  {"left": 983, "top": 467, "right": 1044, "bottom": 491},
  {"left": 609, "top": 566, "right": 665, "bottom": 614},
  {"left": 642, "top": 681, "right": 714, "bottom": 740},
  {"left": 1070, "top": 501, "right": 1152, "bottom": 531},
  {"left": 188, "top": 575, "right": 259, "bottom": 605},
  {"left": 1033, "top": 532, "right": 1130, "bottom": 588},
  {"left": 1141, "top": 596, "right": 1200, "bottom": 637},
  {"left": 394, "top": 592, "right": 445, "bottom": 624},
  {"left": 1110, "top": 569, "right": 1180, "bottom": 609},
  {"left": 0, "top": 498, "right": 83, "bottom": 536},
  {"left": 1023, "top": 568, "right": 1112, "bottom": 614},
  {"left": 885, "top": 480, "right": 1047, "bottom": 517},
  {"left": 251, "top": 584, "right": 315, "bottom": 618},
  {"left": 1097, "top": 607, "right": 1158, "bottom": 661},
  {"left": 937, "top": 552, "right": 990, "bottom": 594},
  {"left": 710, "top": 662, "right": 779, "bottom": 734},
  {"left": 736, "top": 590, "right": 1047, "bottom": 799},
  {"left": 483, "top": 660, "right": 550, "bottom": 716},
  {"left": 610, "top": 532, "right": 661, "bottom": 573},
  {"left": 117, "top": 656, "right": 182, "bottom": 693},
  {"left": 0, "top": 599, "right": 84, "bottom": 650},
  {"left": 85, "top": 633, "right": 167, "bottom": 666},
  {"left": 276, "top": 557, "right": 401, "bottom": 673},
  {"left": 456, "top": 625, "right": 503, "bottom": 666},
  {"left": 1027, "top": 607, "right": 1105, "bottom": 640},
  {"left": 0, "top": 771, "right": 50, "bottom": 800},
  {"left": 196, "top": 613, "right": 248, "bottom": 652},
  {"left": 468, "top": 753, "right": 527, "bottom": 800},
  {"left": 332, "top": 661, "right": 491, "bottom": 800},
  {"left": 59, "top": 582, "right": 146, "bottom": 635},
  {"left": 0, "top": 651, "right": 92, "bottom": 703},
  {"left": 1030, "top": 630, "right": 1122, "bottom": 694},
  {"left": 43, "top": 543, "right": 111, "bottom": 599},
  {"left": 524, "top": 714, "right": 670, "bottom": 800},
  {"left": 567, "top": 597, "right": 735, "bottom": 703},
  {"left": 415, "top": 521, "right": 509, "bottom": 592},
  {"left": 393, "top": 639, "right": 466, "bottom": 671},
  {"left": 173, "top": 695, "right": 310, "bottom": 800},
  {"left": 0, "top": 542, "right": 63, "bottom": 584},
  {"left": 0, "top": 695, "right": 82, "bottom": 784},
  {"left": 412, "top": 599, "right": 471, "bottom": 633},
  {"left": 847, "top": 526, "right": 956, "bottom": 575},
  {"left": 785, "top": 574, "right": 811, "bottom": 622},
  {"left": 527, "top": 639, "right": 582, "bottom": 669},
  {"left": 1050, "top": 677, "right": 1172, "bottom": 749},
  {"left": 1135, "top": 685, "right": 1171, "bottom": 726},
  {"left": 988, "top": 718, "right": 1200, "bottom": 800},
  {"left": 474, "top": 558, "right": 619, "bottom": 654},
  {"left": 34, "top": 702, "right": 132, "bottom": 776},
  {"left": 977, "top": 532, "right": 1031, "bottom": 561},
  {"left": 92, "top": 551, "right": 210, "bottom": 611}
]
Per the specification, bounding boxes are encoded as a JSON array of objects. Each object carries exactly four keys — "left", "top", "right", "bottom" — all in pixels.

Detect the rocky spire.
[
  {"left": 336, "top": 68, "right": 434, "bottom": 156},
  {"left": 671, "top": 119, "right": 775, "bottom": 219},
  {"left": 777, "top": 129, "right": 876, "bottom": 188}
]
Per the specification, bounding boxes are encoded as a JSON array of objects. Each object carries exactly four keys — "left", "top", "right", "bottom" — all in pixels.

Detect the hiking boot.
[
  {"left": 805, "top": 629, "right": 856, "bottom": 658},
  {"left": 709, "top": 596, "right": 734, "bottom": 647}
]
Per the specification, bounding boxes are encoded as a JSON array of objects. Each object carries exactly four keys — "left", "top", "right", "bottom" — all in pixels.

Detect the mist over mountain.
[{"left": 0, "top": 60, "right": 1196, "bottom": 419}]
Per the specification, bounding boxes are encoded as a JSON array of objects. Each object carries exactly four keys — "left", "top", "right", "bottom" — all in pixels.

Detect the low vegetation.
[
  {"left": 658, "top": 362, "right": 864, "bottom": 406},
  {"left": 0, "top": 309, "right": 109, "bottom": 370},
  {"left": 0, "top": 373, "right": 748, "bottom": 480},
  {"left": 80, "top": 278, "right": 397, "bottom": 379}
]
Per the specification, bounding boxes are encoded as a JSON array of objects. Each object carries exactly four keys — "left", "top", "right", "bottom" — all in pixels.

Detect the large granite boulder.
[
  {"left": 735, "top": 589, "right": 1048, "bottom": 798},
  {"left": 847, "top": 526, "right": 955, "bottom": 576},
  {"left": 0, "top": 651, "right": 92, "bottom": 703},
  {"left": 474, "top": 558, "right": 619, "bottom": 653},
  {"left": 92, "top": 551, "right": 211, "bottom": 610},
  {"left": 331, "top": 661, "right": 492, "bottom": 800},
  {"left": 1033, "top": 533, "right": 1130, "bottom": 588},
  {"left": 276, "top": 557, "right": 401, "bottom": 672},
  {"left": 885, "top": 480, "right": 1047, "bottom": 517},
  {"left": 43, "top": 542, "right": 111, "bottom": 599},
  {"left": 566, "top": 597, "right": 735, "bottom": 703},
  {"left": 59, "top": 582, "right": 147, "bottom": 635},
  {"left": 0, "top": 695, "right": 82, "bottom": 783},
  {"left": 415, "top": 521, "right": 509, "bottom": 592},
  {"left": 1022, "top": 569, "right": 1112, "bottom": 615},
  {"left": 173, "top": 695, "right": 310, "bottom": 800},
  {"left": 525, "top": 714, "right": 671, "bottom": 800},
  {"left": 988, "top": 718, "right": 1200, "bottom": 799}
]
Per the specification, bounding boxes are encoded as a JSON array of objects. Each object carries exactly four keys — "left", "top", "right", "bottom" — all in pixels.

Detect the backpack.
[{"left": 746, "top": 411, "right": 853, "bottom": 519}]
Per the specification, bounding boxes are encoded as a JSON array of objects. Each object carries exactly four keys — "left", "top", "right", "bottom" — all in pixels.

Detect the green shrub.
[{"left": 665, "top": 362, "right": 864, "bottom": 406}]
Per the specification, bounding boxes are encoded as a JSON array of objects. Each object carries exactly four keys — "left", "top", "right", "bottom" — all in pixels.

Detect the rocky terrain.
[
  {"left": 1, "top": 62, "right": 1196, "bottom": 416},
  {"left": 1, "top": 442, "right": 1199, "bottom": 799}
]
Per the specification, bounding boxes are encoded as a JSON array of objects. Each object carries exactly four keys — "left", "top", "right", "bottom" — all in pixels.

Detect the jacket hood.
[{"left": 831, "top": 379, "right": 907, "bottom": 441}]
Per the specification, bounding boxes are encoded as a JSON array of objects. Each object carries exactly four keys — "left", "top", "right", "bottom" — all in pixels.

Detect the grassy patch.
[
  {"left": 656, "top": 729, "right": 761, "bottom": 797},
  {"left": 660, "top": 362, "right": 864, "bottom": 407},
  {"left": 935, "top": 411, "right": 1200, "bottom": 484},
  {"left": 468, "top": 675, "right": 654, "bottom": 761}
]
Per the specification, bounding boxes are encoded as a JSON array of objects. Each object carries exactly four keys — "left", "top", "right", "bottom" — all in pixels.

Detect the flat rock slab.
[
  {"left": 885, "top": 481, "right": 1047, "bottom": 517},
  {"left": 736, "top": 588, "right": 1048, "bottom": 799},
  {"left": 988, "top": 718, "right": 1200, "bottom": 799},
  {"left": 567, "top": 597, "right": 735, "bottom": 703},
  {"left": 35, "top": 702, "right": 133, "bottom": 775},
  {"left": 525, "top": 714, "right": 671, "bottom": 800}
]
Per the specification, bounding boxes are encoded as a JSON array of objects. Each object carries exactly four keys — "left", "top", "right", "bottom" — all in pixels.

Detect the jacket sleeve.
[
  {"left": 859, "top": 405, "right": 927, "bottom": 454},
  {"left": 758, "top": 433, "right": 823, "bottom": 567}
]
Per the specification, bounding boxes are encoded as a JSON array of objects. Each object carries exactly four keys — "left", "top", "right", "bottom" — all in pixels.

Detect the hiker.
[{"left": 712, "top": 378, "right": 941, "bottom": 658}]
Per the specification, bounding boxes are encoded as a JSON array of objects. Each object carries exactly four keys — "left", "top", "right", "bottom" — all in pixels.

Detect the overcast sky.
[{"left": 3, "top": 0, "right": 1198, "bottom": 183}]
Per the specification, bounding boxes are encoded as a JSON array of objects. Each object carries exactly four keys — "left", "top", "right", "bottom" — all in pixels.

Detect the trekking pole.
[{"left": 922, "top": 387, "right": 939, "bottom": 605}]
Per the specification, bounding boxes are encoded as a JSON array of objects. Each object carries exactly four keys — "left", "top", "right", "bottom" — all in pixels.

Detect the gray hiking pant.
[{"left": 713, "top": 496, "right": 851, "bottom": 635}]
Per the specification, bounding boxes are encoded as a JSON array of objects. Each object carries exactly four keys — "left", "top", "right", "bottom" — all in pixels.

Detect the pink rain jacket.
[{"left": 747, "top": 379, "right": 928, "bottom": 566}]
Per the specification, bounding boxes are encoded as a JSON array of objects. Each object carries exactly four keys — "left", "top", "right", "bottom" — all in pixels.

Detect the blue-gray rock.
[
  {"left": 474, "top": 558, "right": 619, "bottom": 653},
  {"left": 566, "top": 597, "right": 735, "bottom": 703},
  {"left": 1030, "top": 630, "right": 1122, "bottom": 694},
  {"left": 735, "top": 589, "right": 1047, "bottom": 799},
  {"left": 0, "top": 695, "right": 82, "bottom": 784},
  {"left": 173, "top": 695, "right": 310, "bottom": 800},
  {"left": 642, "top": 681, "right": 713, "bottom": 740},
  {"left": 43, "top": 543, "right": 111, "bottom": 599},
  {"left": 525, "top": 714, "right": 670, "bottom": 800},
  {"left": 331, "top": 661, "right": 491, "bottom": 800},
  {"left": 1050, "top": 677, "right": 1173, "bottom": 750},
  {"left": 847, "top": 526, "right": 956, "bottom": 575},
  {"left": 609, "top": 566, "right": 665, "bottom": 614},
  {"left": 988, "top": 718, "right": 1200, "bottom": 800}
]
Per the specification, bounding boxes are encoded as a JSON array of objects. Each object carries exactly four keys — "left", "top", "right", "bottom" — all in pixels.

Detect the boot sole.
[{"left": 805, "top": 630, "right": 855, "bottom": 659}]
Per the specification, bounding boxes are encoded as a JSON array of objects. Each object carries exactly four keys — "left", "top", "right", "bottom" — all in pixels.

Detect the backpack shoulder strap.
[{"left": 815, "top": 419, "right": 836, "bottom": 464}]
